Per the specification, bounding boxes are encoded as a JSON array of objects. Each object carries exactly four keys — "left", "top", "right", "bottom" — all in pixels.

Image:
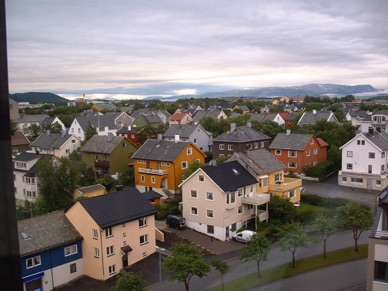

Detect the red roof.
[
  {"left": 317, "top": 138, "right": 329, "bottom": 148},
  {"left": 170, "top": 112, "right": 188, "bottom": 121}
]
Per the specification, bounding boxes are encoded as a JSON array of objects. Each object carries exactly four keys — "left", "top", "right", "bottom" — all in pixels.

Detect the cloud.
[{"left": 5, "top": 0, "right": 388, "bottom": 96}]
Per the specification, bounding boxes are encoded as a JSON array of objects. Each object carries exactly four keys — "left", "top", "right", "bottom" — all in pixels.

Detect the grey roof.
[
  {"left": 298, "top": 111, "right": 335, "bottom": 125},
  {"left": 40, "top": 116, "right": 56, "bottom": 126},
  {"left": 192, "top": 110, "right": 223, "bottom": 124},
  {"left": 76, "top": 184, "right": 106, "bottom": 194},
  {"left": 132, "top": 139, "right": 190, "bottom": 162},
  {"left": 363, "top": 131, "right": 388, "bottom": 151},
  {"left": 79, "top": 188, "right": 157, "bottom": 228},
  {"left": 373, "top": 110, "right": 388, "bottom": 116},
  {"left": 30, "top": 132, "right": 74, "bottom": 150},
  {"left": 75, "top": 113, "right": 124, "bottom": 131},
  {"left": 228, "top": 149, "right": 285, "bottom": 176},
  {"left": 163, "top": 125, "right": 197, "bottom": 139},
  {"left": 142, "top": 190, "right": 163, "bottom": 201},
  {"left": 80, "top": 135, "right": 126, "bottom": 154},
  {"left": 18, "top": 211, "right": 83, "bottom": 256},
  {"left": 202, "top": 160, "right": 257, "bottom": 192},
  {"left": 116, "top": 126, "right": 140, "bottom": 134},
  {"left": 213, "top": 125, "right": 270, "bottom": 143},
  {"left": 14, "top": 151, "right": 42, "bottom": 162},
  {"left": 269, "top": 133, "right": 313, "bottom": 150},
  {"left": 249, "top": 113, "right": 266, "bottom": 122},
  {"left": 13, "top": 114, "right": 49, "bottom": 124}
]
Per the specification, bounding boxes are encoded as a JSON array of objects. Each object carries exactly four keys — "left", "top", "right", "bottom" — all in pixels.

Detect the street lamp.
[{"left": 155, "top": 246, "right": 166, "bottom": 285}]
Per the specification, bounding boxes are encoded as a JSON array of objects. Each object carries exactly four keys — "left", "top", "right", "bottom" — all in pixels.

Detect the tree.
[
  {"left": 240, "top": 233, "right": 271, "bottom": 277},
  {"left": 268, "top": 195, "right": 296, "bottom": 222},
  {"left": 279, "top": 223, "right": 310, "bottom": 268},
  {"left": 337, "top": 202, "right": 374, "bottom": 252},
  {"left": 314, "top": 215, "right": 338, "bottom": 258},
  {"left": 182, "top": 160, "right": 204, "bottom": 181},
  {"left": 118, "top": 167, "right": 135, "bottom": 187},
  {"left": 83, "top": 123, "right": 97, "bottom": 143},
  {"left": 162, "top": 242, "right": 211, "bottom": 291},
  {"left": 112, "top": 271, "right": 145, "bottom": 291},
  {"left": 96, "top": 174, "right": 116, "bottom": 192},
  {"left": 210, "top": 259, "right": 229, "bottom": 291}
]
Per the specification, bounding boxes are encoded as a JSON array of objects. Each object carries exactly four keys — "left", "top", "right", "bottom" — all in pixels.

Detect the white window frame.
[
  {"left": 139, "top": 217, "right": 147, "bottom": 228},
  {"left": 288, "top": 150, "right": 297, "bottom": 157},
  {"left": 199, "top": 175, "right": 204, "bottom": 182},
  {"left": 275, "top": 149, "right": 282, "bottom": 156},
  {"left": 151, "top": 176, "right": 155, "bottom": 184},
  {"left": 347, "top": 151, "right": 353, "bottom": 157},
  {"left": 346, "top": 163, "right": 353, "bottom": 170},
  {"left": 26, "top": 256, "right": 41, "bottom": 269},
  {"left": 107, "top": 245, "right": 114, "bottom": 257},
  {"left": 191, "top": 207, "right": 198, "bottom": 215},
  {"left": 306, "top": 150, "right": 310, "bottom": 156},
  {"left": 190, "top": 190, "right": 198, "bottom": 198},
  {"left": 219, "top": 144, "right": 224, "bottom": 150},
  {"left": 238, "top": 205, "right": 243, "bottom": 214},
  {"left": 206, "top": 209, "right": 214, "bottom": 218},
  {"left": 228, "top": 144, "right": 233, "bottom": 151},
  {"left": 105, "top": 227, "right": 113, "bottom": 238},
  {"left": 93, "top": 229, "right": 98, "bottom": 239},
  {"left": 288, "top": 162, "right": 297, "bottom": 168},
  {"left": 140, "top": 234, "right": 148, "bottom": 245},
  {"left": 206, "top": 192, "right": 213, "bottom": 200},
  {"left": 187, "top": 148, "right": 192, "bottom": 155},
  {"left": 94, "top": 247, "right": 99, "bottom": 258},
  {"left": 108, "top": 264, "right": 116, "bottom": 275},
  {"left": 181, "top": 161, "right": 188, "bottom": 169},
  {"left": 64, "top": 244, "right": 78, "bottom": 257},
  {"left": 313, "top": 148, "right": 318, "bottom": 155}
]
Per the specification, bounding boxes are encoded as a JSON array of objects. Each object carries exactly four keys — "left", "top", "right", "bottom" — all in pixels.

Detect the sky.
[{"left": 5, "top": 0, "right": 388, "bottom": 99}]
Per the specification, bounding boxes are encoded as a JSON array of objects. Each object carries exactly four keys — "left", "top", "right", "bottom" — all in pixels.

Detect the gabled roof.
[
  {"left": 192, "top": 109, "right": 224, "bottom": 123},
  {"left": 116, "top": 126, "right": 139, "bottom": 134},
  {"left": 74, "top": 113, "right": 127, "bottom": 131},
  {"left": 14, "top": 151, "right": 42, "bottom": 162},
  {"left": 13, "top": 114, "right": 49, "bottom": 124},
  {"left": 30, "top": 132, "right": 77, "bottom": 150},
  {"left": 78, "top": 188, "right": 157, "bottom": 228},
  {"left": 80, "top": 135, "right": 127, "bottom": 154},
  {"left": 170, "top": 112, "right": 189, "bottom": 121},
  {"left": 228, "top": 149, "right": 285, "bottom": 176},
  {"left": 363, "top": 131, "right": 388, "bottom": 151},
  {"left": 213, "top": 125, "right": 270, "bottom": 143},
  {"left": 163, "top": 124, "right": 207, "bottom": 139},
  {"left": 40, "top": 116, "right": 57, "bottom": 127},
  {"left": 269, "top": 133, "right": 313, "bottom": 150},
  {"left": 297, "top": 111, "right": 337, "bottom": 125},
  {"left": 18, "top": 210, "right": 82, "bottom": 256},
  {"left": 11, "top": 131, "right": 30, "bottom": 146},
  {"left": 142, "top": 190, "right": 163, "bottom": 201},
  {"left": 201, "top": 160, "right": 257, "bottom": 192},
  {"left": 132, "top": 139, "right": 191, "bottom": 162}
]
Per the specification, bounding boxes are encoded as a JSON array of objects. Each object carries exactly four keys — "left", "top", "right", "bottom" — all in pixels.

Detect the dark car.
[{"left": 166, "top": 215, "right": 186, "bottom": 229}]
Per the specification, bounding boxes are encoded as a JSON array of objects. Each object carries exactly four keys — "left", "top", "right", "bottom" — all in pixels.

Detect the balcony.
[
  {"left": 269, "top": 177, "right": 302, "bottom": 192},
  {"left": 95, "top": 160, "right": 110, "bottom": 168},
  {"left": 242, "top": 193, "right": 270, "bottom": 206},
  {"left": 370, "top": 230, "right": 388, "bottom": 240},
  {"left": 258, "top": 210, "right": 269, "bottom": 222},
  {"left": 138, "top": 168, "right": 167, "bottom": 175}
]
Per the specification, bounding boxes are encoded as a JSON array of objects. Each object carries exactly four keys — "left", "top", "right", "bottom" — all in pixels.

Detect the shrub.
[
  {"left": 301, "top": 194, "right": 324, "bottom": 206},
  {"left": 322, "top": 197, "right": 348, "bottom": 208}
]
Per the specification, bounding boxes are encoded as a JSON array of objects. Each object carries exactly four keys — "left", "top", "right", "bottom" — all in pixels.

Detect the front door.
[
  {"left": 25, "top": 278, "right": 42, "bottom": 291},
  {"left": 225, "top": 226, "right": 230, "bottom": 240},
  {"left": 122, "top": 254, "right": 128, "bottom": 268}
]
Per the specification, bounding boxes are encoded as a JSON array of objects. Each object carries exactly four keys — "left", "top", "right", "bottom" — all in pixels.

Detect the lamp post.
[{"left": 155, "top": 246, "right": 166, "bottom": 285}]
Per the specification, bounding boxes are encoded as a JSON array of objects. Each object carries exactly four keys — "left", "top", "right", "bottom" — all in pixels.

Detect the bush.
[
  {"left": 322, "top": 197, "right": 348, "bottom": 209},
  {"left": 269, "top": 195, "right": 296, "bottom": 221},
  {"left": 301, "top": 194, "right": 324, "bottom": 206},
  {"left": 294, "top": 209, "right": 316, "bottom": 227}
]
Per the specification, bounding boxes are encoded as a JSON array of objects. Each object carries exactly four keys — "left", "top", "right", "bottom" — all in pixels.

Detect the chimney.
[
  {"left": 313, "top": 109, "right": 317, "bottom": 115},
  {"left": 157, "top": 133, "right": 162, "bottom": 141},
  {"left": 247, "top": 121, "right": 251, "bottom": 128},
  {"left": 108, "top": 132, "right": 113, "bottom": 141},
  {"left": 230, "top": 123, "right": 236, "bottom": 133},
  {"left": 46, "top": 130, "right": 50, "bottom": 137},
  {"left": 286, "top": 129, "right": 291, "bottom": 135},
  {"left": 174, "top": 135, "right": 180, "bottom": 143},
  {"left": 368, "top": 127, "right": 374, "bottom": 136}
]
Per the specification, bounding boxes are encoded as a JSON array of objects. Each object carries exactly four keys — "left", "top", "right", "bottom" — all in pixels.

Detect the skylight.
[
  {"left": 232, "top": 169, "right": 239, "bottom": 175},
  {"left": 20, "top": 232, "right": 29, "bottom": 240}
]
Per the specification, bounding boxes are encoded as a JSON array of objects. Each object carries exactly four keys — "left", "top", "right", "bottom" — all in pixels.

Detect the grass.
[{"left": 211, "top": 244, "right": 368, "bottom": 291}]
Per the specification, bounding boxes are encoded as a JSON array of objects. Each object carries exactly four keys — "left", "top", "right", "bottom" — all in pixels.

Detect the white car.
[{"left": 232, "top": 230, "right": 256, "bottom": 243}]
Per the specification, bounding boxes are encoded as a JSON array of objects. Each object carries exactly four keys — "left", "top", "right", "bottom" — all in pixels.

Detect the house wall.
[
  {"left": 114, "top": 113, "right": 133, "bottom": 128},
  {"left": 14, "top": 158, "right": 40, "bottom": 204},
  {"left": 108, "top": 139, "right": 137, "bottom": 174},
  {"left": 189, "top": 127, "right": 211, "bottom": 152},
  {"left": 367, "top": 239, "right": 388, "bottom": 291},
  {"left": 213, "top": 140, "right": 270, "bottom": 159},
  {"left": 69, "top": 119, "right": 85, "bottom": 141}
]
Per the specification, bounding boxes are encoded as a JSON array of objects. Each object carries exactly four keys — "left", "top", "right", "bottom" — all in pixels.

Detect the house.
[
  {"left": 180, "top": 160, "right": 270, "bottom": 241},
  {"left": 142, "top": 190, "right": 163, "bottom": 206},
  {"left": 359, "top": 110, "right": 388, "bottom": 133},
  {"left": 297, "top": 110, "right": 339, "bottom": 126},
  {"left": 367, "top": 186, "right": 388, "bottom": 290},
  {"left": 163, "top": 124, "right": 213, "bottom": 152},
  {"left": 269, "top": 131, "right": 329, "bottom": 174},
  {"left": 249, "top": 113, "right": 285, "bottom": 126},
  {"left": 132, "top": 136, "right": 206, "bottom": 197},
  {"left": 116, "top": 125, "right": 142, "bottom": 147},
  {"left": 212, "top": 123, "right": 271, "bottom": 159},
  {"left": 73, "top": 184, "right": 107, "bottom": 200},
  {"left": 232, "top": 105, "right": 250, "bottom": 114},
  {"left": 338, "top": 130, "right": 388, "bottom": 190},
  {"left": 11, "top": 131, "right": 30, "bottom": 154},
  {"left": 345, "top": 110, "right": 370, "bottom": 129},
  {"left": 13, "top": 114, "right": 49, "bottom": 134},
  {"left": 18, "top": 211, "right": 83, "bottom": 291},
  {"left": 13, "top": 151, "right": 43, "bottom": 204},
  {"left": 169, "top": 112, "right": 192, "bottom": 126},
  {"left": 65, "top": 188, "right": 158, "bottom": 281},
  {"left": 30, "top": 131, "right": 81, "bottom": 158},
  {"left": 40, "top": 116, "right": 66, "bottom": 132},
  {"left": 228, "top": 149, "right": 302, "bottom": 205},
  {"left": 9, "top": 98, "right": 20, "bottom": 120},
  {"left": 80, "top": 134, "right": 138, "bottom": 177},
  {"left": 192, "top": 109, "right": 228, "bottom": 125},
  {"left": 283, "top": 113, "right": 298, "bottom": 128}
]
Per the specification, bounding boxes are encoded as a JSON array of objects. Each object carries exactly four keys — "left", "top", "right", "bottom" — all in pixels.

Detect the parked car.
[
  {"left": 166, "top": 215, "right": 186, "bottom": 230},
  {"left": 232, "top": 230, "right": 256, "bottom": 243}
]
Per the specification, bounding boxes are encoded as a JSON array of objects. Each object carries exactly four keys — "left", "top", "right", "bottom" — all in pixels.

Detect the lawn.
[{"left": 211, "top": 244, "right": 368, "bottom": 291}]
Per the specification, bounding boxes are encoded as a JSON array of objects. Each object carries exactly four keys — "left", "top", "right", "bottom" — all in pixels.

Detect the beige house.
[
  {"left": 180, "top": 160, "right": 270, "bottom": 241},
  {"left": 30, "top": 131, "right": 81, "bottom": 158},
  {"left": 66, "top": 188, "right": 158, "bottom": 281}
]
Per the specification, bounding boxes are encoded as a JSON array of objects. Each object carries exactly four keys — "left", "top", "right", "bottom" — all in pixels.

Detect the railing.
[
  {"left": 95, "top": 160, "right": 110, "bottom": 168},
  {"left": 339, "top": 170, "right": 387, "bottom": 178},
  {"left": 269, "top": 177, "right": 302, "bottom": 192},
  {"left": 258, "top": 210, "right": 269, "bottom": 222},
  {"left": 370, "top": 230, "right": 388, "bottom": 239},
  {"left": 242, "top": 193, "right": 270, "bottom": 205},
  {"left": 138, "top": 168, "right": 167, "bottom": 175}
]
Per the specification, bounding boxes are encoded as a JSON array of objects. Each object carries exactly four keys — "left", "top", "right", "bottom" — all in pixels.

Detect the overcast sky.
[{"left": 6, "top": 0, "right": 388, "bottom": 99}]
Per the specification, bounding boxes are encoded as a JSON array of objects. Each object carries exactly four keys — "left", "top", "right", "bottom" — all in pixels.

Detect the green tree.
[
  {"left": 96, "top": 174, "right": 116, "bottom": 192},
  {"left": 279, "top": 223, "right": 310, "bottom": 268},
  {"left": 314, "top": 215, "right": 338, "bottom": 258},
  {"left": 162, "top": 242, "right": 211, "bottom": 291},
  {"left": 251, "top": 120, "right": 284, "bottom": 139},
  {"left": 112, "top": 271, "right": 145, "bottom": 291},
  {"left": 268, "top": 195, "right": 296, "bottom": 222},
  {"left": 337, "top": 202, "right": 374, "bottom": 252},
  {"left": 23, "top": 123, "right": 43, "bottom": 141},
  {"left": 83, "top": 124, "right": 97, "bottom": 143},
  {"left": 210, "top": 259, "right": 229, "bottom": 291},
  {"left": 182, "top": 160, "right": 204, "bottom": 181},
  {"left": 118, "top": 167, "right": 135, "bottom": 187},
  {"left": 240, "top": 233, "right": 271, "bottom": 277}
]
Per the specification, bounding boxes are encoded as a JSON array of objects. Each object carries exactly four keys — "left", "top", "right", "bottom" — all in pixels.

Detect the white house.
[
  {"left": 30, "top": 131, "right": 81, "bottom": 158},
  {"left": 338, "top": 129, "right": 388, "bottom": 190}
]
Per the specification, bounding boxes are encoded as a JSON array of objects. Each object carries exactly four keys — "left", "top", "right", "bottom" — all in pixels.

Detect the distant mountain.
[{"left": 10, "top": 92, "right": 68, "bottom": 104}]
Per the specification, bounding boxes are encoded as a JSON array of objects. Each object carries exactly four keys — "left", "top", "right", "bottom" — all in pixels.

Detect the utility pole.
[{"left": 0, "top": 0, "right": 23, "bottom": 289}]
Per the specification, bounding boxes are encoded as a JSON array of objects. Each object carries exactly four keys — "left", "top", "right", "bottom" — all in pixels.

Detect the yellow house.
[
  {"left": 65, "top": 188, "right": 158, "bottom": 281},
  {"left": 228, "top": 149, "right": 302, "bottom": 205},
  {"left": 132, "top": 137, "right": 206, "bottom": 197},
  {"left": 73, "top": 184, "right": 107, "bottom": 200}
]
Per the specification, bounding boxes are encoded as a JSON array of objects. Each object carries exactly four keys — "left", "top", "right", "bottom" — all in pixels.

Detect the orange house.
[
  {"left": 132, "top": 137, "right": 206, "bottom": 197},
  {"left": 269, "top": 131, "right": 328, "bottom": 174}
]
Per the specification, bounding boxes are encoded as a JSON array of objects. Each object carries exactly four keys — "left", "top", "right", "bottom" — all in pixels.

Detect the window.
[
  {"left": 230, "top": 223, "right": 237, "bottom": 232},
  {"left": 261, "top": 142, "right": 265, "bottom": 148},
  {"left": 254, "top": 142, "right": 259, "bottom": 149},
  {"left": 64, "top": 244, "right": 78, "bottom": 256},
  {"left": 313, "top": 149, "right": 317, "bottom": 155},
  {"left": 194, "top": 138, "right": 197, "bottom": 144},
  {"left": 187, "top": 148, "right": 192, "bottom": 155},
  {"left": 228, "top": 144, "right": 233, "bottom": 151},
  {"left": 26, "top": 256, "right": 41, "bottom": 269},
  {"left": 226, "top": 192, "right": 236, "bottom": 204},
  {"left": 65, "top": 149, "right": 70, "bottom": 154},
  {"left": 288, "top": 150, "right": 297, "bottom": 157},
  {"left": 137, "top": 160, "right": 142, "bottom": 164},
  {"left": 107, "top": 245, "right": 114, "bottom": 256},
  {"left": 346, "top": 164, "right": 353, "bottom": 170},
  {"left": 207, "top": 209, "right": 214, "bottom": 218},
  {"left": 141, "top": 175, "right": 145, "bottom": 182},
  {"left": 151, "top": 176, "right": 155, "bottom": 184},
  {"left": 377, "top": 180, "right": 382, "bottom": 187},
  {"left": 288, "top": 162, "right": 297, "bottom": 168},
  {"left": 369, "top": 152, "right": 375, "bottom": 159},
  {"left": 238, "top": 188, "right": 243, "bottom": 197},
  {"left": 274, "top": 173, "right": 282, "bottom": 182},
  {"left": 207, "top": 225, "right": 214, "bottom": 234},
  {"left": 190, "top": 190, "right": 197, "bottom": 198},
  {"left": 219, "top": 144, "right": 224, "bottom": 150},
  {"left": 206, "top": 192, "right": 213, "bottom": 200},
  {"left": 108, "top": 265, "right": 116, "bottom": 275},
  {"left": 375, "top": 261, "right": 388, "bottom": 282},
  {"left": 181, "top": 161, "right": 188, "bottom": 169},
  {"left": 357, "top": 140, "right": 365, "bottom": 145},
  {"left": 238, "top": 206, "right": 243, "bottom": 214},
  {"left": 342, "top": 177, "right": 347, "bottom": 183},
  {"left": 351, "top": 178, "right": 363, "bottom": 184},
  {"left": 383, "top": 152, "right": 386, "bottom": 158},
  {"left": 94, "top": 247, "right": 99, "bottom": 258},
  {"left": 347, "top": 151, "right": 353, "bottom": 157},
  {"left": 275, "top": 150, "right": 282, "bottom": 156},
  {"left": 139, "top": 217, "right": 147, "bottom": 227},
  {"left": 70, "top": 263, "right": 77, "bottom": 274},
  {"left": 306, "top": 150, "right": 310, "bottom": 156},
  {"left": 310, "top": 139, "right": 314, "bottom": 145},
  {"left": 289, "top": 189, "right": 296, "bottom": 198},
  {"left": 123, "top": 232, "right": 126, "bottom": 237},
  {"left": 191, "top": 207, "right": 198, "bottom": 215},
  {"left": 199, "top": 175, "right": 204, "bottom": 182},
  {"left": 140, "top": 234, "right": 148, "bottom": 245},
  {"left": 105, "top": 227, "right": 113, "bottom": 238},
  {"left": 93, "top": 229, "right": 98, "bottom": 239}
]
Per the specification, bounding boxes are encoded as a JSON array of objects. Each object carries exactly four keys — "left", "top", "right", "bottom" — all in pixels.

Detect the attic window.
[
  {"left": 232, "top": 169, "right": 239, "bottom": 175},
  {"left": 20, "top": 232, "right": 29, "bottom": 240}
]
